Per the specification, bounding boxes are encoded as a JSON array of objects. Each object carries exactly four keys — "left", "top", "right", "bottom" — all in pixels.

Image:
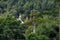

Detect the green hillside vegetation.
[{"left": 0, "top": 0, "right": 60, "bottom": 40}]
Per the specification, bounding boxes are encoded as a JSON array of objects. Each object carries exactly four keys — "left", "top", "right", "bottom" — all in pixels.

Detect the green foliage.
[
  {"left": 26, "top": 33, "right": 50, "bottom": 40},
  {"left": 0, "top": 16, "right": 25, "bottom": 40},
  {"left": 0, "top": 0, "right": 59, "bottom": 40}
]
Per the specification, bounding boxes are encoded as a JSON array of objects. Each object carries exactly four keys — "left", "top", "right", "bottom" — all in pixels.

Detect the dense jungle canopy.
[{"left": 0, "top": 0, "right": 60, "bottom": 40}]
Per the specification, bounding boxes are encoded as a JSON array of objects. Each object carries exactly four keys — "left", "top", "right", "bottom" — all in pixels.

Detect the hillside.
[{"left": 0, "top": 0, "right": 60, "bottom": 40}]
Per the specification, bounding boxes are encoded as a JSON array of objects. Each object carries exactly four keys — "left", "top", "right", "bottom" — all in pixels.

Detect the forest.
[{"left": 0, "top": 0, "right": 60, "bottom": 40}]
